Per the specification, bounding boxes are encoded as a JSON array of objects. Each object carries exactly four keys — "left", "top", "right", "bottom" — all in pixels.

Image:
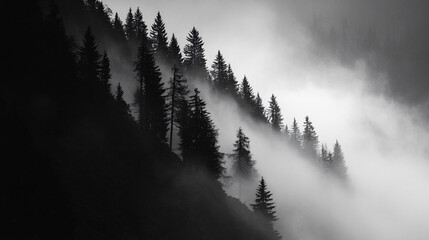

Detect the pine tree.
[
  {"left": 77, "top": 27, "right": 101, "bottom": 101},
  {"left": 134, "top": 7, "right": 147, "bottom": 41},
  {"left": 124, "top": 8, "right": 135, "bottom": 40},
  {"left": 239, "top": 76, "right": 255, "bottom": 107},
  {"left": 150, "top": 11, "right": 169, "bottom": 62},
  {"left": 231, "top": 128, "right": 256, "bottom": 180},
  {"left": 112, "top": 13, "right": 125, "bottom": 40},
  {"left": 268, "top": 94, "right": 283, "bottom": 132},
  {"left": 168, "top": 66, "right": 189, "bottom": 150},
  {"left": 251, "top": 177, "right": 281, "bottom": 239},
  {"left": 302, "top": 116, "right": 319, "bottom": 159},
  {"left": 167, "top": 34, "right": 183, "bottom": 67},
  {"left": 331, "top": 140, "right": 347, "bottom": 179},
  {"left": 115, "top": 83, "right": 131, "bottom": 119},
  {"left": 99, "top": 51, "right": 112, "bottom": 96},
  {"left": 290, "top": 118, "right": 301, "bottom": 149},
  {"left": 320, "top": 143, "right": 330, "bottom": 169},
  {"left": 253, "top": 93, "right": 267, "bottom": 121},
  {"left": 226, "top": 64, "right": 239, "bottom": 96},
  {"left": 283, "top": 124, "right": 289, "bottom": 141},
  {"left": 183, "top": 27, "right": 208, "bottom": 82},
  {"left": 134, "top": 33, "right": 168, "bottom": 142},
  {"left": 183, "top": 89, "right": 224, "bottom": 179},
  {"left": 211, "top": 50, "right": 228, "bottom": 92}
]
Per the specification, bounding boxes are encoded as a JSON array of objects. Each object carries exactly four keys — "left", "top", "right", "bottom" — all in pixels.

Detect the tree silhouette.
[
  {"left": 231, "top": 128, "right": 256, "bottom": 198},
  {"left": 302, "top": 116, "right": 319, "bottom": 159},
  {"left": 124, "top": 8, "right": 135, "bottom": 40},
  {"left": 226, "top": 64, "right": 239, "bottom": 97},
  {"left": 184, "top": 27, "right": 209, "bottom": 82},
  {"left": 253, "top": 93, "right": 267, "bottom": 121},
  {"left": 112, "top": 12, "right": 126, "bottom": 40},
  {"left": 150, "top": 11, "right": 169, "bottom": 62},
  {"left": 134, "top": 7, "right": 147, "bottom": 41},
  {"left": 77, "top": 27, "right": 102, "bottom": 103},
  {"left": 100, "top": 51, "right": 112, "bottom": 96},
  {"left": 331, "top": 140, "right": 347, "bottom": 179},
  {"left": 268, "top": 94, "right": 283, "bottom": 132},
  {"left": 211, "top": 50, "right": 228, "bottom": 92},
  {"left": 183, "top": 89, "right": 224, "bottom": 179},
  {"left": 168, "top": 66, "right": 189, "bottom": 150},
  {"left": 167, "top": 34, "right": 183, "bottom": 67},
  {"left": 115, "top": 83, "right": 132, "bottom": 119},
  {"left": 134, "top": 33, "right": 168, "bottom": 142},
  {"left": 290, "top": 118, "right": 302, "bottom": 149},
  {"left": 251, "top": 177, "right": 281, "bottom": 239},
  {"left": 239, "top": 76, "right": 256, "bottom": 109}
]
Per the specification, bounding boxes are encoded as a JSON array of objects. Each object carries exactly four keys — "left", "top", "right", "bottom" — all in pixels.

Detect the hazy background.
[{"left": 103, "top": 1, "right": 429, "bottom": 239}]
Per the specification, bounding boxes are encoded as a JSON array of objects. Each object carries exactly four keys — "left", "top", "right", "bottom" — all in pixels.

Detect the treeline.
[{"left": 5, "top": 0, "right": 348, "bottom": 239}]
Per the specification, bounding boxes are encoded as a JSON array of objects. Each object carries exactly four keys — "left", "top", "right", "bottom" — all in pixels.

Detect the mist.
[{"left": 100, "top": 0, "right": 429, "bottom": 239}]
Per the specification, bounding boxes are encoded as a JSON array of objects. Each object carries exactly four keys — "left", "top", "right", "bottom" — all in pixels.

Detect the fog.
[{"left": 102, "top": 0, "right": 429, "bottom": 239}]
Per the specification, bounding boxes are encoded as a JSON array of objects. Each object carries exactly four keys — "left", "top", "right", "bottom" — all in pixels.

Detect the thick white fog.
[{"left": 103, "top": 0, "right": 429, "bottom": 239}]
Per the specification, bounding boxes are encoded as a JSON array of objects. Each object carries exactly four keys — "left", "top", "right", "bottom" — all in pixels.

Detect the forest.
[{"left": 4, "top": 0, "right": 349, "bottom": 239}]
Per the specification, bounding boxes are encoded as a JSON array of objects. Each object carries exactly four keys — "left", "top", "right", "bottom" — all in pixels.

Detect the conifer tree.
[
  {"left": 134, "top": 32, "right": 168, "bottom": 142},
  {"left": 231, "top": 128, "right": 256, "bottom": 198},
  {"left": 183, "top": 27, "right": 209, "bottom": 82},
  {"left": 167, "top": 34, "right": 183, "bottom": 67},
  {"left": 115, "top": 83, "right": 131, "bottom": 119},
  {"left": 239, "top": 76, "right": 255, "bottom": 106},
  {"left": 211, "top": 50, "right": 228, "bottom": 92},
  {"left": 124, "top": 8, "right": 135, "bottom": 40},
  {"left": 231, "top": 128, "right": 256, "bottom": 180},
  {"left": 112, "top": 13, "right": 125, "bottom": 40},
  {"left": 331, "top": 140, "right": 347, "bottom": 179},
  {"left": 268, "top": 94, "right": 283, "bottom": 132},
  {"left": 302, "top": 116, "right": 319, "bottom": 159},
  {"left": 168, "top": 66, "right": 189, "bottom": 150},
  {"left": 150, "top": 11, "right": 169, "bottom": 61},
  {"left": 320, "top": 143, "right": 330, "bottom": 168},
  {"left": 251, "top": 177, "right": 281, "bottom": 239},
  {"left": 99, "top": 51, "right": 112, "bottom": 96},
  {"left": 77, "top": 27, "right": 101, "bottom": 101},
  {"left": 226, "top": 64, "right": 239, "bottom": 96},
  {"left": 254, "top": 93, "right": 267, "bottom": 121},
  {"left": 183, "top": 89, "right": 224, "bottom": 179},
  {"left": 134, "top": 7, "right": 147, "bottom": 41},
  {"left": 290, "top": 118, "right": 301, "bottom": 149}
]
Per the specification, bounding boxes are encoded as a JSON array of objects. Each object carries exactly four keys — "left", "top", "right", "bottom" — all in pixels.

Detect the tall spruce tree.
[
  {"left": 124, "top": 8, "right": 135, "bottom": 40},
  {"left": 211, "top": 50, "right": 228, "bottom": 92},
  {"left": 134, "top": 7, "right": 147, "bottom": 41},
  {"left": 99, "top": 51, "right": 112, "bottom": 96},
  {"left": 239, "top": 76, "right": 255, "bottom": 107},
  {"left": 302, "top": 116, "right": 319, "bottom": 159},
  {"left": 168, "top": 66, "right": 189, "bottom": 150},
  {"left": 268, "top": 94, "right": 283, "bottom": 132},
  {"left": 231, "top": 128, "right": 256, "bottom": 179},
  {"left": 183, "top": 27, "right": 209, "bottom": 82},
  {"left": 112, "top": 13, "right": 126, "bottom": 40},
  {"left": 251, "top": 177, "right": 281, "bottom": 239},
  {"left": 331, "top": 140, "right": 347, "bottom": 179},
  {"left": 226, "top": 64, "right": 239, "bottom": 97},
  {"left": 77, "top": 27, "right": 101, "bottom": 102},
  {"left": 320, "top": 143, "right": 330, "bottom": 169},
  {"left": 254, "top": 93, "right": 267, "bottom": 121},
  {"left": 115, "top": 83, "right": 132, "bottom": 119},
  {"left": 290, "top": 118, "right": 301, "bottom": 149},
  {"left": 150, "top": 11, "right": 169, "bottom": 62},
  {"left": 167, "top": 34, "right": 183, "bottom": 67},
  {"left": 183, "top": 89, "right": 224, "bottom": 179},
  {"left": 134, "top": 32, "right": 168, "bottom": 142}
]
